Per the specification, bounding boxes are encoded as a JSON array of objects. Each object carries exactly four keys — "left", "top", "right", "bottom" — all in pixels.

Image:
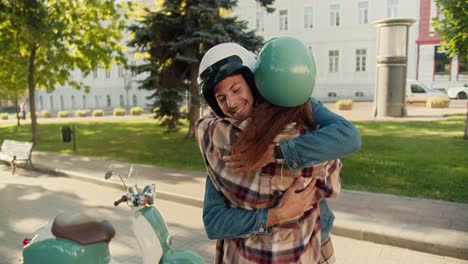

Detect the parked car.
[
  {"left": 406, "top": 80, "right": 447, "bottom": 103},
  {"left": 447, "top": 86, "right": 468, "bottom": 99}
]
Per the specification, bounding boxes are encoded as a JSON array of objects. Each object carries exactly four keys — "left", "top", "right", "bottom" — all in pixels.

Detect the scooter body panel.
[
  {"left": 23, "top": 238, "right": 111, "bottom": 264},
  {"left": 161, "top": 249, "right": 206, "bottom": 264}
]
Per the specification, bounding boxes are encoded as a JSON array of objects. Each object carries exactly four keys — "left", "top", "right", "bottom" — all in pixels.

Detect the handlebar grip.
[{"left": 114, "top": 195, "right": 128, "bottom": 206}]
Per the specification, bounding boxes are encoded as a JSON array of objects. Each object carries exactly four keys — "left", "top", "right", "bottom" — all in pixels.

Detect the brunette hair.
[{"left": 232, "top": 99, "right": 314, "bottom": 171}]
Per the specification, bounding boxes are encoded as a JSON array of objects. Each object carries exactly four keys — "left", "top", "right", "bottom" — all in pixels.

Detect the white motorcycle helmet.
[{"left": 198, "top": 43, "right": 261, "bottom": 117}]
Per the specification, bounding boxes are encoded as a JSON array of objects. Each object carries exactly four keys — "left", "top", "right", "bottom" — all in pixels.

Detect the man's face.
[{"left": 214, "top": 73, "right": 254, "bottom": 121}]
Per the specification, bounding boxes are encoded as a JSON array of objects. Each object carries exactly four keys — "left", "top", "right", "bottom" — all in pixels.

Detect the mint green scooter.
[{"left": 22, "top": 166, "right": 205, "bottom": 264}]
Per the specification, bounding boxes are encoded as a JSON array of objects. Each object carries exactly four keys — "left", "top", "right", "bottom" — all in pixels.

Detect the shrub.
[
  {"left": 335, "top": 99, "right": 353, "bottom": 110},
  {"left": 92, "top": 109, "right": 104, "bottom": 117},
  {"left": 41, "top": 110, "right": 50, "bottom": 118},
  {"left": 57, "top": 111, "right": 70, "bottom": 118},
  {"left": 74, "top": 110, "right": 89, "bottom": 117},
  {"left": 130, "top": 106, "right": 144, "bottom": 116},
  {"left": 113, "top": 107, "right": 126, "bottom": 116},
  {"left": 0, "top": 113, "right": 8, "bottom": 120},
  {"left": 426, "top": 96, "right": 449, "bottom": 108}
]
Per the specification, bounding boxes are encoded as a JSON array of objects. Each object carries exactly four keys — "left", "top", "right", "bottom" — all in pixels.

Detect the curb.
[{"left": 30, "top": 165, "right": 467, "bottom": 260}]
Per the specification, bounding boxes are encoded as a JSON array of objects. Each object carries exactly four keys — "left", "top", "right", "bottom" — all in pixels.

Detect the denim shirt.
[{"left": 202, "top": 98, "right": 361, "bottom": 241}]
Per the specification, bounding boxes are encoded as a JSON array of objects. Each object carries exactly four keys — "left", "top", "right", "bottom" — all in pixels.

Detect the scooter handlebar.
[{"left": 114, "top": 195, "right": 128, "bottom": 206}]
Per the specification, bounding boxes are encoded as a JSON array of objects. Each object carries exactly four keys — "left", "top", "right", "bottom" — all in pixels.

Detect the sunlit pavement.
[{"left": 1, "top": 168, "right": 466, "bottom": 264}]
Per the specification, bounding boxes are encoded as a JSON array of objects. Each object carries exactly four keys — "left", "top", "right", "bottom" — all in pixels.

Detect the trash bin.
[{"left": 60, "top": 126, "right": 72, "bottom": 143}]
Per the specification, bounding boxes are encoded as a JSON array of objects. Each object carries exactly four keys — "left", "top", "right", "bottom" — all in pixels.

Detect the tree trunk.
[
  {"left": 28, "top": 44, "right": 40, "bottom": 144},
  {"left": 15, "top": 99, "right": 20, "bottom": 126},
  {"left": 464, "top": 101, "right": 468, "bottom": 140},
  {"left": 186, "top": 64, "right": 200, "bottom": 139}
]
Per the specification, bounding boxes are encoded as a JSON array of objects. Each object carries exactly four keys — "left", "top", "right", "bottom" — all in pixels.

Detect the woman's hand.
[
  {"left": 223, "top": 144, "right": 276, "bottom": 175},
  {"left": 267, "top": 177, "right": 318, "bottom": 227}
]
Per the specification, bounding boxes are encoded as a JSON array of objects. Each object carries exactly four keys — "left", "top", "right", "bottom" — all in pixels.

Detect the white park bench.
[{"left": 0, "top": 139, "right": 34, "bottom": 175}]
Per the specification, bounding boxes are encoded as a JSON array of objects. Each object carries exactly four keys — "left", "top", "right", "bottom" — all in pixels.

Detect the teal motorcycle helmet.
[
  {"left": 254, "top": 36, "right": 317, "bottom": 107},
  {"left": 198, "top": 43, "right": 262, "bottom": 117}
]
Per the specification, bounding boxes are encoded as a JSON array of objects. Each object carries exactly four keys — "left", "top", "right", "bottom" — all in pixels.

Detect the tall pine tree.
[{"left": 128, "top": 0, "right": 273, "bottom": 137}]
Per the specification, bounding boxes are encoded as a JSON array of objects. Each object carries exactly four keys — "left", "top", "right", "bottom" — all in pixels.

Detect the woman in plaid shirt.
[{"left": 196, "top": 39, "right": 358, "bottom": 263}]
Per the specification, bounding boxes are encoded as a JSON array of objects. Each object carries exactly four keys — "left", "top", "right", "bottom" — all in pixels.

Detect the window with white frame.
[
  {"left": 82, "top": 95, "right": 87, "bottom": 109},
  {"left": 132, "top": 94, "right": 138, "bottom": 107},
  {"left": 106, "top": 95, "right": 112, "bottom": 107},
  {"left": 105, "top": 69, "right": 111, "bottom": 79},
  {"left": 358, "top": 1, "right": 368, "bottom": 24},
  {"left": 49, "top": 96, "right": 54, "bottom": 111},
  {"left": 60, "top": 95, "right": 64, "bottom": 110},
  {"left": 329, "top": 50, "right": 339, "bottom": 72},
  {"left": 119, "top": 95, "right": 125, "bottom": 107},
  {"left": 304, "top": 6, "right": 313, "bottom": 28},
  {"left": 93, "top": 69, "right": 98, "bottom": 79},
  {"left": 434, "top": 46, "right": 451, "bottom": 80},
  {"left": 131, "top": 61, "right": 137, "bottom": 77},
  {"left": 39, "top": 96, "right": 43, "bottom": 110},
  {"left": 256, "top": 11, "right": 265, "bottom": 32},
  {"left": 356, "top": 49, "right": 367, "bottom": 72},
  {"left": 118, "top": 66, "right": 124, "bottom": 78},
  {"left": 71, "top": 95, "right": 76, "bottom": 109},
  {"left": 279, "top": 9, "right": 288, "bottom": 31},
  {"left": 330, "top": 4, "right": 340, "bottom": 27},
  {"left": 387, "top": 0, "right": 398, "bottom": 18}
]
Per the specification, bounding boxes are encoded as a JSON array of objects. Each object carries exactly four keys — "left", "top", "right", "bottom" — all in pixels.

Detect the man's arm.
[
  {"left": 280, "top": 98, "right": 361, "bottom": 170},
  {"left": 203, "top": 176, "right": 320, "bottom": 240},
  {"left": 203, "top": 176, "right": 270, "bottom": 239}
]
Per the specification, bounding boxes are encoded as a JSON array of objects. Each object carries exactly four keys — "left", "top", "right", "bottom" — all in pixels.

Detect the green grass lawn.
[{"left": 0, "top": 115, "right": 467, "bottom": 203}]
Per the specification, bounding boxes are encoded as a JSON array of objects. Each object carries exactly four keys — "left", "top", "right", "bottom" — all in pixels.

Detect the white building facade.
[{"left": 232, "top": 0, "right": 421, "bottom": 102}]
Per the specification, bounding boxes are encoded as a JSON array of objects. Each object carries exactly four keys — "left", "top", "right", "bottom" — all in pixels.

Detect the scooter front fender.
[{"left": 160, "top": 249, "right": 205, "bottom": 264}]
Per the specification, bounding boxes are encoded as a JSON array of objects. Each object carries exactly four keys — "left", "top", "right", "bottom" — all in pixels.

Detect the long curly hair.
[{"left": 232, "top": 99, "right": 314, "bottom": 171}]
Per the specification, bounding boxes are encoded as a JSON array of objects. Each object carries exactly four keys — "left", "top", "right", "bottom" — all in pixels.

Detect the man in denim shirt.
[{"left": 198, "top": 43, "right": 361, "bottom": 263}]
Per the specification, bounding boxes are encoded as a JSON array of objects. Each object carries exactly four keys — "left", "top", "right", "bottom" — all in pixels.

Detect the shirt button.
[
  {"left": 259, "top": 225, "right": 265, "bottom": 232},
  {"left": 292, "top": 160, "right": 298, "bottom": 168}
]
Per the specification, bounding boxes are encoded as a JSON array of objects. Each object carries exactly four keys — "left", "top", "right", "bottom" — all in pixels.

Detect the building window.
[
  {"left": 458, "top": 55, "right": 468, "bottom": 80},
  {"left": 355, "top": 91, "right": 365, "bottom": 97},
  {"left": 39, "top": 96, "right": 43, "bottom": 110},
  {"left": 434, "top": 46, "right": 451, "bottom": 80},
  {"left": 94, "top": 95, "right": 99, "bottom": 108},
  {"left": 329, "top": 50, "right": 339, "bottom": 73},
  {"left": 93, "top": 69, "right": 98, "bottom": 79},
  {"left": 82, "top": 95, "right": 87, "bottom": 109},
  {"left": 49, "top": 96, "right": 54, "bottom": 111},
  {"left": 387, "top": 0, "right": 398, "bottom": 18},
  {"left": 119, "top": 95, "right": 125, "bottom": 107},
  {"left": 304, "top": 7, "right": 313, "bottom": 28},
  {"left": 132, "top": 94, "right": 138, "bottom": 107},
  {"left": 279, "top": 9, "right": 288, "bottom": 31},
  {"left": 330, "top": 4, "right": 340, "bottom": 27},
  {"left": 131, "top": 61, "right": 137, "bottom": 77},
  {"left": 71, "top": 95, "right": 76, "bottom": 109},
  {"left": 256, "top": 11, "right": 265, "bottom": 32},
  {"left": 60, "top": 95, "right": 64, "bottom": 110},
  {"left": 106, "top": 95, "right": 111, "bottom": 107},
  {"left": 356, "top": 49, "right": 367, "bottom": 72},
  {"left": 328, "top": 92, "right": 337, "bottom": 97},
  {"left": 118, "top": 66, "right": 124, "bottom": 78},
  {"left": 105, "top": 69, "right": 111, "bottom": 79},
  {"left": 358, "top": 1, "right": 368, "bottom": 24}
]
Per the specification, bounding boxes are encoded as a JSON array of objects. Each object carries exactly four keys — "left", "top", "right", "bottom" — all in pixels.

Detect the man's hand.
[
  {"left": 267, "top": 177, "right": 318, "bottom": 227},
  {"left": 223, "top": 144, "right": 276, "bottom": 175}
]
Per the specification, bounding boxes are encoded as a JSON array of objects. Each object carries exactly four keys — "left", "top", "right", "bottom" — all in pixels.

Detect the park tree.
[
  {"left": 0, "top": 0, "right": 130, "bottom": 144},
  {"left": 432, "top": 0, "right": 468, "bottom": 139},
  {"left": 128, "top": 0, "right": 274, "bottom": 137}
]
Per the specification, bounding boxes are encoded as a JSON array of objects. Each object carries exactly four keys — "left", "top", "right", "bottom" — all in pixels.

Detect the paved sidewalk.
[{"left": 26, "top": 151, "right": 468, "bottom": 260}]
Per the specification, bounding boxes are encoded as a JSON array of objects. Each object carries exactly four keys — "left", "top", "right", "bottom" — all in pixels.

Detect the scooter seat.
[{"left": 51, "top": 212, "right": 116, "bottom": 245}]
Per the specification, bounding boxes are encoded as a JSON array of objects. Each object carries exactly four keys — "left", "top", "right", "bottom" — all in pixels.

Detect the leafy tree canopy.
[{"left": 433, "top": 0, "right": 468, "bottom": 58}]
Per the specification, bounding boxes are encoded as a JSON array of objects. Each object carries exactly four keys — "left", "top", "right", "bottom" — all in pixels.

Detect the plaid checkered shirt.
[{"left": 196, "top": 114, "right": 342, "bottom": 264}]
